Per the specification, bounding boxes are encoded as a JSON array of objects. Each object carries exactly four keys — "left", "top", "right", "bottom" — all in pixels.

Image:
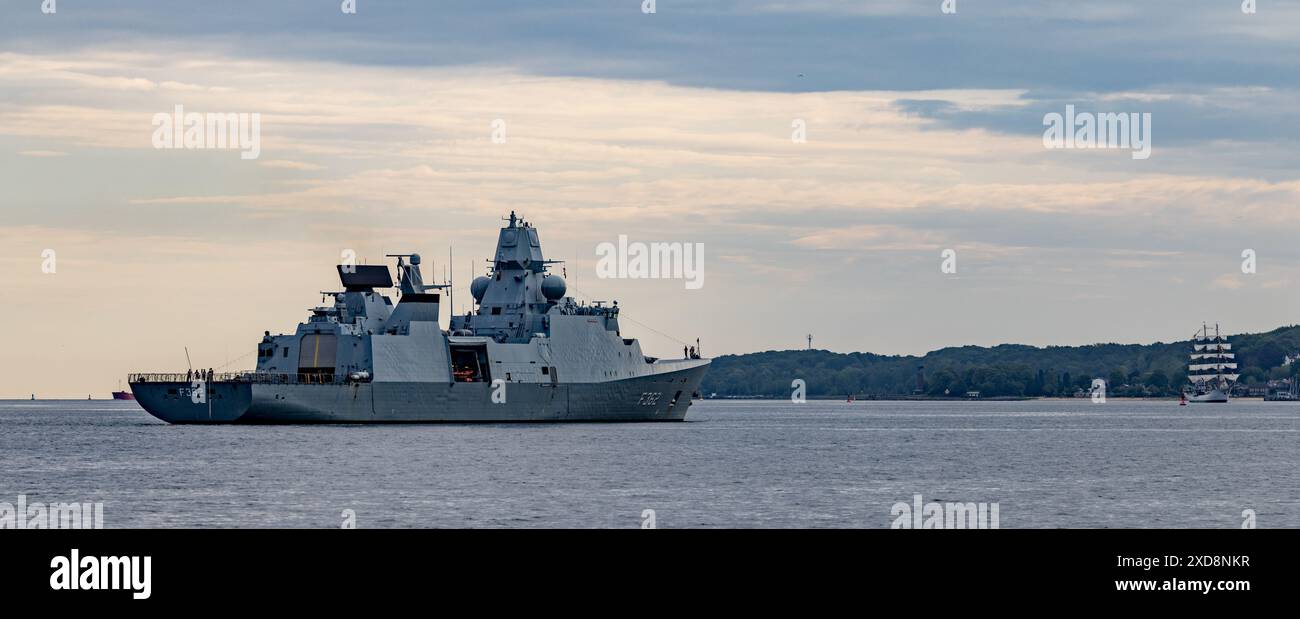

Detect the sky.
[{"left": 1, "top": 0, "right": 1298, "bottom": 397}]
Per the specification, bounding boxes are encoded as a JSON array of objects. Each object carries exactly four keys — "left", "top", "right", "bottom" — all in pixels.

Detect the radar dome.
[
  {"left": 409, "top": 253, "right": 421, "bottom": 265},
  {"left": 541, "top": 275, "right": 567, "bottom": 300},
  {"left": 470, "top": 276, "right": 491, "bottom": 301}
]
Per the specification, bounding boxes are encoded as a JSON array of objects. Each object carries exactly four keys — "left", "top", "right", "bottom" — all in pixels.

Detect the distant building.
[{"left": 1265, "top": 379, "right": 1297, "bottom": 401}]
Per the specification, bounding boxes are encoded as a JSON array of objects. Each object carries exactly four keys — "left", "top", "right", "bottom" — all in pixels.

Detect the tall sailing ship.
[{"left": 1187, "top": 323, "right": 1237, "bottom": 403}]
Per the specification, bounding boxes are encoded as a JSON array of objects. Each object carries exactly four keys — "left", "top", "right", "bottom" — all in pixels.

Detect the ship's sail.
[
  {"left": 1190, "top": 353, "right": 1234, "bottom": 360},
  {"left": 1190, "top": 373, "right": 1240, "bottom": 381},
  {"left": 1193, "top": 343, "right": 1232, "bottom": 351},
  {"left": 1188, "top": 363, "right": 1237, "bottom": 371}
]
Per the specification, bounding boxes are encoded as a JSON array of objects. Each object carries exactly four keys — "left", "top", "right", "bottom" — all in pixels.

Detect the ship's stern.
[{"left": 129, "top": 374, "right": 253, "bottom": 423}]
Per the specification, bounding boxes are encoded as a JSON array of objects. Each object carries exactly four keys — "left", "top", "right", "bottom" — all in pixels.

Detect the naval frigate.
[{"left": 128, "top": 213, "right": 710, "bottom": 423}]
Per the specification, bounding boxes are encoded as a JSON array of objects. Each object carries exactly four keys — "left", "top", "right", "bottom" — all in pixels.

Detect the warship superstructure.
[{"left": 128, "top": 213, "right": 710, "bottom": 423}]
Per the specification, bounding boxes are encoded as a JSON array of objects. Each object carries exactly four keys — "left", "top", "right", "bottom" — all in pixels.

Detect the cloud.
[
  {"left": 1211, "top": 274, "right": 1246, "bottom": 290},
  {"left": 1, "top": 10, "right": 1298, "bottom": 395},
  {"left": 258, "top": 159, "right": 325, "bottom": 171},
  {"left": 2, "top": 0, "right": 1297, "bottom": 95}
]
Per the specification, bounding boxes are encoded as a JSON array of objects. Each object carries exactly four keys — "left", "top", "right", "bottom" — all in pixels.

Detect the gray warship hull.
[{"left": 130, "top": 361, "right": 708, "bottom": 424}]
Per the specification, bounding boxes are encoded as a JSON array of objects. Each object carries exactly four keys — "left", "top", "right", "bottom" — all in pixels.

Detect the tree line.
[{"left": 700, "top": 325, "right": 1300, "bottom": 398}]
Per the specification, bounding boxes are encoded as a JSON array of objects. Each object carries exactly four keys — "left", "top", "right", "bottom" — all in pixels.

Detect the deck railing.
[{"left": 128, "top": 372, "right": 348, "bottom": 385}]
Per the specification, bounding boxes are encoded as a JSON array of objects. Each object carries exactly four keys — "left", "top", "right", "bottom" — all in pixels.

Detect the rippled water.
[{"left": 2, "top": 398, "right": 1297, "bottom": 528}]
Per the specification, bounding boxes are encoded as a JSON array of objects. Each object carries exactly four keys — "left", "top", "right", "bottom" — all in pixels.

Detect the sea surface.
[{"left": 2, "top": 398, "right": 1297, "bottom": 528}]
